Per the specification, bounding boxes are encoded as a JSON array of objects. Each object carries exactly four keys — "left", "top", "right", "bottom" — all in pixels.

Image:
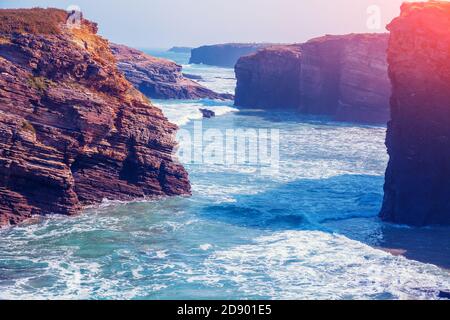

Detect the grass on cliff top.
[{"left": 0, "top": 8, "right": 67, "bottom": 35}]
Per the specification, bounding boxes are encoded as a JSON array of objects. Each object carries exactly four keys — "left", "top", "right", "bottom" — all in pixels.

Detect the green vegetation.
[
  {"left": 21, "top": 120, "right": 36, "bottom": 135},
  {"left": 0, "top": 8, "right": 67, "bottom": 35},
  {"left": 28, "top": 76, "right": 53, "bottom": 92}
]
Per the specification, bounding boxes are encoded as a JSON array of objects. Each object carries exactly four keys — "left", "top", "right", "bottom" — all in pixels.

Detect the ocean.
[{"left": 0, "top": 50, "right": 449, "bottom": 300}]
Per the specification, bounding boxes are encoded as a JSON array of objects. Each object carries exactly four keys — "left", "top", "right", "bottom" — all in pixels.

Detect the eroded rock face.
[
  {"left": 235, "top": 34, "right": 391, "bottom": 124},
  {"left": 0, "top": 8, "right": 191, "bottom": 227},
  {"left": 380, "top": 1, "right": 450, "bottom": 226},
  {"left": 190, "top": 43, "right": 271, "bottom": 68},
  {"left": 111, "top": 44, "right": 232, "bottom": 100},
  {"left": 234, "top": 45, "right": 303, "bottom": 110}
]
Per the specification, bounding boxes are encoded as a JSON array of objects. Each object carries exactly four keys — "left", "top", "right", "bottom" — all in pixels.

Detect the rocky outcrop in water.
[
  {"left": 199, "top": 109, "right": 215, "bottom": 119},
  {"left": 0, "top": 8, "right": 191, "bottom": 227},
  {"left": 190, "top": 43, "right": 271, "bottom": 68},
  {"left": 380, "top": 1, "right": 450, "bottom": 226},
  {"left": 111, "top": 44, "right": 232, "bottom": 100},
  {"left": 235, "top": 34, "right": 391, "bottom": 124}
]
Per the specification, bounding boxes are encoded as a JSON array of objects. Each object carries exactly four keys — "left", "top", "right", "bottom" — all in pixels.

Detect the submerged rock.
[
  {"left": 199, "top": 108, "right": 215, "bottom": 119},
  {"left": 190, "top": 43, "right": 271, "bottom": 68},
  {"left": 0, "top": 8, "right": 191, "bottom": 227},
  {"left": 111, "top": 44, "right": 232, "bottom": 100},
  {"left": 380, "top": 1, "right": 450, "bottom": 226},
  {"left": 235, "top": 34, "right": 391, "bottom": 124}
]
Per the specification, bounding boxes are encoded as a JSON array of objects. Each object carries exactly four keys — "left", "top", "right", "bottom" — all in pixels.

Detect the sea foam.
[{"left": 153, "top": 100, "right": 238, "bottom": 126}]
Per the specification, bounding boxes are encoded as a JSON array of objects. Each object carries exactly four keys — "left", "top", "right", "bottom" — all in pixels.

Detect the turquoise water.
[{"left": 0, "top": 51, "right": 449, "bottom": 300}]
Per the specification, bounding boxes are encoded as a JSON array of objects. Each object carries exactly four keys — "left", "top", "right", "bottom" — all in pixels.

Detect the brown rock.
[
  {"left": 111, "top": 43, "right": 232, "bottom": 100},
  {"left": 0, "top": 8, "right": 191, "bottom": 227},
  {"left": 235, "top": 34, "right": 391, "bottom": 124}
]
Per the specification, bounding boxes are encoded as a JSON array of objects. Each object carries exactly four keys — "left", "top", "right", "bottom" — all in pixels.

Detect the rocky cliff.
[
  {"left": 190, "top": 43, "right": 271, "bottom": 68},
  {"left": 235, "top": 34, "right": 391, "bottom": 124},
  {"left": 234, "top": 45, "right": 303, "bottom": 110},
  {"left": 0, "top": 8, "right": 191, "bottom": 227},
  {"left": 380, "top": 1, "right": 450, "bottom": 226},
  {"left": 111, "top": 44, "right": 232, "bottom": 100}
]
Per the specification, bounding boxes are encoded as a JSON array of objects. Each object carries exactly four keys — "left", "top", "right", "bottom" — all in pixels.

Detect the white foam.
[
  {"left": 200, "top": 231, "right": 450, "bottom": 300},
  {"left": 154, "top": 101, "right": 238, "bottom": 126},
  {"left": 181, "top": 64, "right": 236, "bottom": 94},
  {"left": 199, "top": 243, "right": 213, "bottom": 251},
  {"left": 156, "top": 250, "right": 168, "bottom": 259}
]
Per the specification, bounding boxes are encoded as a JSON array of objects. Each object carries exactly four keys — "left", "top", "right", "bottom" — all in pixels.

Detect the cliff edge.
[
  {"left": 235, "top": 34, "right": 391, "bottom": 124},
  {"left": 0, "top": 8, "right": 191, "bottom": 227},
  {"left": 380, "top": 1, "right": 450, "bottom": 225}
]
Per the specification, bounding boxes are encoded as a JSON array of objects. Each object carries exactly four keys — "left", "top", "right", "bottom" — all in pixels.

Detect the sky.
[{"left": 0, "top": 0, "right": 420, "bottom": 48}]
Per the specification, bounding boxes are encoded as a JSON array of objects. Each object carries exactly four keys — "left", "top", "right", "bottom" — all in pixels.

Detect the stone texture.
[
  {"left": 190, "top": 43, "right": 271, "bottom": 68},
  {"left": 380, "top": 1, "right": 450, "bottom": 226},
  {"left": 0, "top": 9, "right": 191, "bottom": 227},
  {"left": 235, "top": 45, "right": 303, "bottom": 110},
  {"left": 111, "top": 43, "right": 232, "bottom": 100},
  {"left": 235, "top": 34, "right": 391, "bottom": 124}
]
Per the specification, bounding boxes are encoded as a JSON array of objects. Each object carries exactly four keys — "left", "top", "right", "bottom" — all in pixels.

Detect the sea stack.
[
  {"left": 189, "top": 43, "right": 270, "bottom": 68},
  {"left": 235, "top": 34, "right": 391, "bottom": 124},
  {"left": 111, "top": 44, "right": 232, "bottom": 100},
  {"left": 380, "top": 1, "right": 450, "bottom": 226},
  {"left": 0, "top": 9, "right": 191, "bottom": 227}
]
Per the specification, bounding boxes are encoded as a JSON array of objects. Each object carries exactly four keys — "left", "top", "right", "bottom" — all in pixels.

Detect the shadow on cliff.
[{"left": 199, "top": 173, "right": 450, "bottom": 269}]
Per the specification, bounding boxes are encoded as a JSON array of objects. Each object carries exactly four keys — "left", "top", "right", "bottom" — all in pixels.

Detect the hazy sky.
[{"left": 0, "top": 0, "right": 420, "bottom": 48}]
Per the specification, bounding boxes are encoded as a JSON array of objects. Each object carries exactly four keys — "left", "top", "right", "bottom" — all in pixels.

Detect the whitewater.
[{"left": 0, "top": 50, "right": 449, "bottom": 300}]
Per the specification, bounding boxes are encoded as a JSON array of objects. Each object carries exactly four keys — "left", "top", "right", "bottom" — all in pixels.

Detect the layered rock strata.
[
  {"left": 235, "top": 34, "right": 391, "bottom": 124},
  {"left": 111, "top": 44, "right": 232, "bottom": 100},
  {"left": 0, "top": 8, "right": 191, "bottom": 227}
]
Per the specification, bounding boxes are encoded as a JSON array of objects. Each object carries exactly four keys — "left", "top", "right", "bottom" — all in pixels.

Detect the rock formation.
[
  {"left": 0, "top": 8, "right": 191, "bottom": 227},
  {"left": 111, "top": 44, "right": 232, "bottom": 100},
  {"left": 380, "top": 1, "right": 450, "bottom": 226},
  {"left": 199, "top": 109, "right": 215, "bottom": 119},
  {"left": 190, "top": 43, "right": 271, "bottom": 68},
  {"left": 235, "top": 34, "right": 391, "bottom": 124}
]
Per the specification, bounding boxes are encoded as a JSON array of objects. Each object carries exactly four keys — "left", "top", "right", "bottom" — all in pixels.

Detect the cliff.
[
  {"left": 235, "top": 34, "right": 391, "bottom": 124},
  {"left": 190, "top": 43, "right": 271, "bottom": 68},
  {"left": 0, "top": 8, "right": 191, "bottom": 227},
  {"left": 235, "top": 45, "right": 303, "bottom": 110},
  {"left": 111, "top": 44, "right": 232, "bottom": 100},
  {"left": 380, "top": 1, "right": 450, "bottom": 226}
]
